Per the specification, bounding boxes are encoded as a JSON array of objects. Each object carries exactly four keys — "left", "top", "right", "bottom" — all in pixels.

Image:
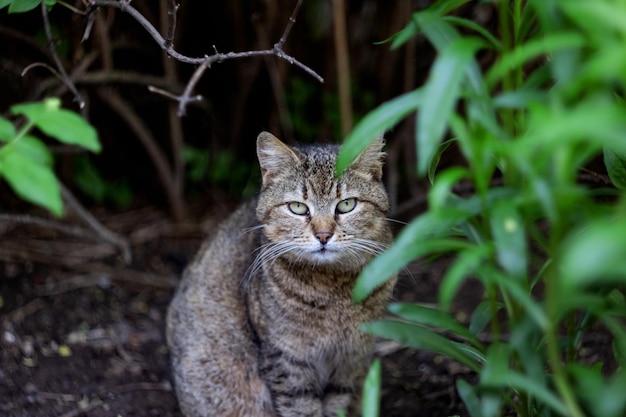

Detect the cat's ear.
[
  {"left": 257, "top": 131, "right": 304, "bottom": 186},
  {"left": 349, "top": 135, "right": 386, "bottom": 181}
]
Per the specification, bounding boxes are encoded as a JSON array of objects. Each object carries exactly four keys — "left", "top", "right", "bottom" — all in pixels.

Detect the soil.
[{"left": 0, "top": 204, "right": 477, "bottom": 417}]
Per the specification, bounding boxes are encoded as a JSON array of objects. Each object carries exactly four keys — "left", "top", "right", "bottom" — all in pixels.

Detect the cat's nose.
[{"left": 314, "top": 231, "right": 333, "bottom": 245}]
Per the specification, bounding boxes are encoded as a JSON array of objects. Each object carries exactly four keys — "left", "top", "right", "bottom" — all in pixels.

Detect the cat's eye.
[
  {"left": 287, "top": 201, "right": 309, "bottom": 215},
  {"left": 336, "top": 198, "right": 357, "bottom": 214}
]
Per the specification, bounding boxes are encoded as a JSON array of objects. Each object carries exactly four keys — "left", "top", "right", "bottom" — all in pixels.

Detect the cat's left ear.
[
  {"left": 257, "top": 131, "right": 304, "bottom": 186},
  {"left": 349, "top": 135, "right": 386, "bottom": 181}
]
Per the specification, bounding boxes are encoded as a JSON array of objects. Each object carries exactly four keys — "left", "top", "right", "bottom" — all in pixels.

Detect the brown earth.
[{"left": 0, "top": 204, "right": 476, "bottom": 417}]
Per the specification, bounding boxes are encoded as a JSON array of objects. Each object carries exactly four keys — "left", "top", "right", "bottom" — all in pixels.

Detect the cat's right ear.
[{"left": 257, "top": 132, "right": 304, "bottom": 186}]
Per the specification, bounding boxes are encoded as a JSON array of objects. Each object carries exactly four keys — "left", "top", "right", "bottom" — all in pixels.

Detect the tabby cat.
[{"left": 166, "top": 131, "right": 397, "bottom": 417}]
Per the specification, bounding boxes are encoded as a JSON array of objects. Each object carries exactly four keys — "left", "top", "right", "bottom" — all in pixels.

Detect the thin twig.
[
  {"left": 0, "top": 214, "right": 97, "bottom": 240},
  {"left": 164, "top": 0, "right": 179, "bottom": 49},
  {"left": 60, "top": 182, "right": 132, "bottom": 263},
  {"left": 85, "top": 0, "right": 323, "bottom": 114},
  {"left": 159, "top": 0, "right": 186, "bottom": 220},
  {"left": 40, "top": 1, "right": 86, "bottom": 109}
]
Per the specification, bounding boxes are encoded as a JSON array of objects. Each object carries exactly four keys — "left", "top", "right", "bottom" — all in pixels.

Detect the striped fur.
[{"left": 167, "top": 132, "right": 396, "bottom": 417}]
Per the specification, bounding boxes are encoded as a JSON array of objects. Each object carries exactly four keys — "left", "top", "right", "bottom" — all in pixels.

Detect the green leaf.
[
  {"left": 427, "top": 138, "right": 456, "bottom": 184},
  {"left": 486, "top": 32, "right": 586, "bottom": 88},
  {"left": 443, "top": 16, "right": 502, "bottom": 50},
  {"left": 417, "top": 37, "right": 485, "bottom": 176},
  {"left": 439, "top": 244, "right": 492, "bottom": 310},
  {"left": 489, "top": 199, "right": 527, "bottom": 280},
  {"left": 428, "top": 166, "right": 469, "bottom": 210},
  {"left": 560, "top": 216, "right": 626, "bottom": 290},
  {"left": 388, "top": 303, "right": 484, "bottom": 349},
  {"left": 456, "top": 379, "right": 485, "bottom": 417},
  {"left": 0, "top": 0, "right": 13, "bottom": 10},
  {"left": 336, "top": 90, "right": 423, "bottom": 175},
  {"left": 361, "top": 320, "right": 481, "bottom": 372},
  {"left": 481, "top": 343, "right": 568, "bottom": 415},
  {"left": 353, "top": 208, "right": 473, "bottom": 303},
  {"left": 362, "top": 359, "right": 381, "bottom": 417},
  {"left": 487, "top": 268, "right": 548, "bottom": 330},
  {"left": 9, "top": 135, "right": 54, "bottom": 166},
  {"left": 569, "top": 365, "right": 626, "bottom": 417},
  {"left": 469, "top": 301, "right": 496, "bottom": 336},
  {"left": 0, "top": 150, "right": 62, "bottom": 216},
  {"left": 8, "top": 0, "right": 41, "bottom": 13},
  {"left": 0, "top": 117, "right": 16, "bottom": 141},
  {"left": 11, "top": 99, "right": 100, "bottom": 152},
  {"left": 604, "top": 147, "right": 626, "bottom": 190}
]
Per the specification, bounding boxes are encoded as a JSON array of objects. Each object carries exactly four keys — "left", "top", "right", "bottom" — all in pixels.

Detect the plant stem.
[{"left": 545, "top": 232, "right": 585, "bottom": 417}]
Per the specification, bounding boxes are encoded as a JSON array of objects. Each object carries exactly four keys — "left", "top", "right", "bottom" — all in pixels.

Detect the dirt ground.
[{"left": 0, "top": 204, "right": 476, "bottom": 417}]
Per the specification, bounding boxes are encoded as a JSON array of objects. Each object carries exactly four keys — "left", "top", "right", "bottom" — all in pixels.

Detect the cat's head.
[{"left": 255, "top": 131, "right": 391, "bottom": 271}]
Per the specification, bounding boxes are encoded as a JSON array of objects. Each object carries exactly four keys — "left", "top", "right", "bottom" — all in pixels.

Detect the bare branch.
[
  {"left": 275, "top": 0, "right": 303, "bottom": 50},
  {"left": 60, "top": 183, "right": 132, "bottom": 263},
  {"left": 164, "top": 0, "right": 179, "bottom": 49},
  {"left": 84, "top": 0, "right": 323, "bottom": 114},
  {"left": 40, "top": 1, "right": 86, "bottom": 109}
]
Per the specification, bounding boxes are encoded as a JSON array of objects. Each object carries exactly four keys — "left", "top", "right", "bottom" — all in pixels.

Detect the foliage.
[
  {"left": 73, "top": 155, "right": 132, "bottom": 209},
  {"left": 0, "top": 0, "right": 55, "bottom": 14},
  {"left": 0, "top": 98, "right": 100, "bottom": 216},
  {"left": 342, "top": 1, "right": 626, "bottom": 416}
]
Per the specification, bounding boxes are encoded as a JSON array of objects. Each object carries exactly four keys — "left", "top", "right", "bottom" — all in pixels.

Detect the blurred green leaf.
[
  {"left": 11, "top": 99, "right": 100, "bottom": 152},
  {"left": 9, "top": 135, "right": 53, "bottom": 166},
  {"left": 362, "top": 359, "right": 381, "bottom": 417},
  {"left": 469, "top": 301, "right": 496, "bottom": 336},
  {"left": 417, "top": 37, "right": 484, "bottom": 176},
  {"left": 486, "top": 32, "right": 585, "bottom": 88},
  {"left": 604, "top": 147, "right": 626, "bottom": 190},
  {"left": 389, "top": 303, "right": 484, "bottom": 349},
  {"left": 353, "top": 208, "right": 473, "bottom": 303},
  {"left": 569, "top": 365, "right": 626, "bottom": 417},
  {"left": 8, "top": 0, "right": 41, "bottom": 13},
  {"left": 444, "top": 16, "right": 502, "bottom": 50},
  {"left": 560, "top": 216, "right": 626, "bottom": 290},
  {"left": 362, "top": 320, "right": 481, "bottom": 372},
  {"left": 490, "top": 199, "right": 527, "bottom": 279},
  {"left": 0, "top": 150, "right": 62, "bottom": 216},
  {"left": 428, "top": 166, "right": 469, "bottom": 209},
  {"left": 440, "top": 245, "right": 492, "bottom": 310},
  {"left": 337, "top": 90, "right": 423, "bottom": 175},
  {"left": 427, "top": 138, "right": 456, "bottom": 184},
  {"left": 481, "top": 343, "right": 568, "bottom": 415},
  {"left": 0, "top": 117, "right": 15, "bottom": 141},
  {"left": 456, "top": 379, "right": 485, "bottom": 417}
]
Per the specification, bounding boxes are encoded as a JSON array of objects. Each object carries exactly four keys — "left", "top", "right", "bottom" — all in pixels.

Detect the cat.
[{"left": 166, "top": 131, "right": 397, "bottom": 417}]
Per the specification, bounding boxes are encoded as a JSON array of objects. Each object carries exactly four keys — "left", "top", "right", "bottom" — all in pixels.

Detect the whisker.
[
  {"left": 239, "top": 224, "right": 265, "bottom": 237},
  {"left": 384, "top": 217, "right": 407, "bottom": 225}
]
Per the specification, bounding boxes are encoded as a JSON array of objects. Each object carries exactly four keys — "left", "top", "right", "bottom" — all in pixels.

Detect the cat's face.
[{"left": 255, "top": 132, "right": 392, "bottom": 271}]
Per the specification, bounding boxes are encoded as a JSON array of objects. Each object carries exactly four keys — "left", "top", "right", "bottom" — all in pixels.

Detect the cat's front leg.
[
  {"left": 321, "top": 357, "right": 370, "bottom": 417},
  {"left": 260, "top": 345, "right": 323, "bottom": 417}
]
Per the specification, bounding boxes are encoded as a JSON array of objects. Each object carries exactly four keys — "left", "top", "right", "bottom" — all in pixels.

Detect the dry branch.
[{"left": 84, "top": 0, "right": 323, "bottom": 115}]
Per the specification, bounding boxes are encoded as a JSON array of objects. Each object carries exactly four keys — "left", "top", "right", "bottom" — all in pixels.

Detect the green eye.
[
  {"left": 287, "top": 201, "right": 309, "bottom": 215},
  {"left": 336, "top": 198, "right": 357, "bottom": 214}
]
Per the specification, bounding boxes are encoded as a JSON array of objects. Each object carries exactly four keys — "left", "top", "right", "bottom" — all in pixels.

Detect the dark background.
[
  {"left": 0, "top": 2, "right": 498, "bottom": 416},
  {"left": 0, "top": 0, "right": 496, "bottom": 219}
]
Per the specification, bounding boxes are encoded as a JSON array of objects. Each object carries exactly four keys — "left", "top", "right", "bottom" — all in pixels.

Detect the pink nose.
[{"left": 315, "top": 231, "right": 333, "bottom": 244}]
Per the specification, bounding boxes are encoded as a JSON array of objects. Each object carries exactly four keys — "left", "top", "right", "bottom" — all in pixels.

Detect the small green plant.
[
  {"left": 338, "top": 1, "right": 626, "bottom": 416},
  {"left": 0, "top": 98, "right": 100, "bottom": 215}
]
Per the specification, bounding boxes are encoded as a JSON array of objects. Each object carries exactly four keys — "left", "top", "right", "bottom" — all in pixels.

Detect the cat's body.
[{"left": 167, "top": 132, "right": 396, "bottom": 417}]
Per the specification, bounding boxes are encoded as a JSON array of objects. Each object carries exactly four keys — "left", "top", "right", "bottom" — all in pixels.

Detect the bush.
[
  {"left": 0, "top": 98, "right": 100, "bottom": 216},
  {"left": 338, "top": 1, "right": 626, "bottom": 416}
]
